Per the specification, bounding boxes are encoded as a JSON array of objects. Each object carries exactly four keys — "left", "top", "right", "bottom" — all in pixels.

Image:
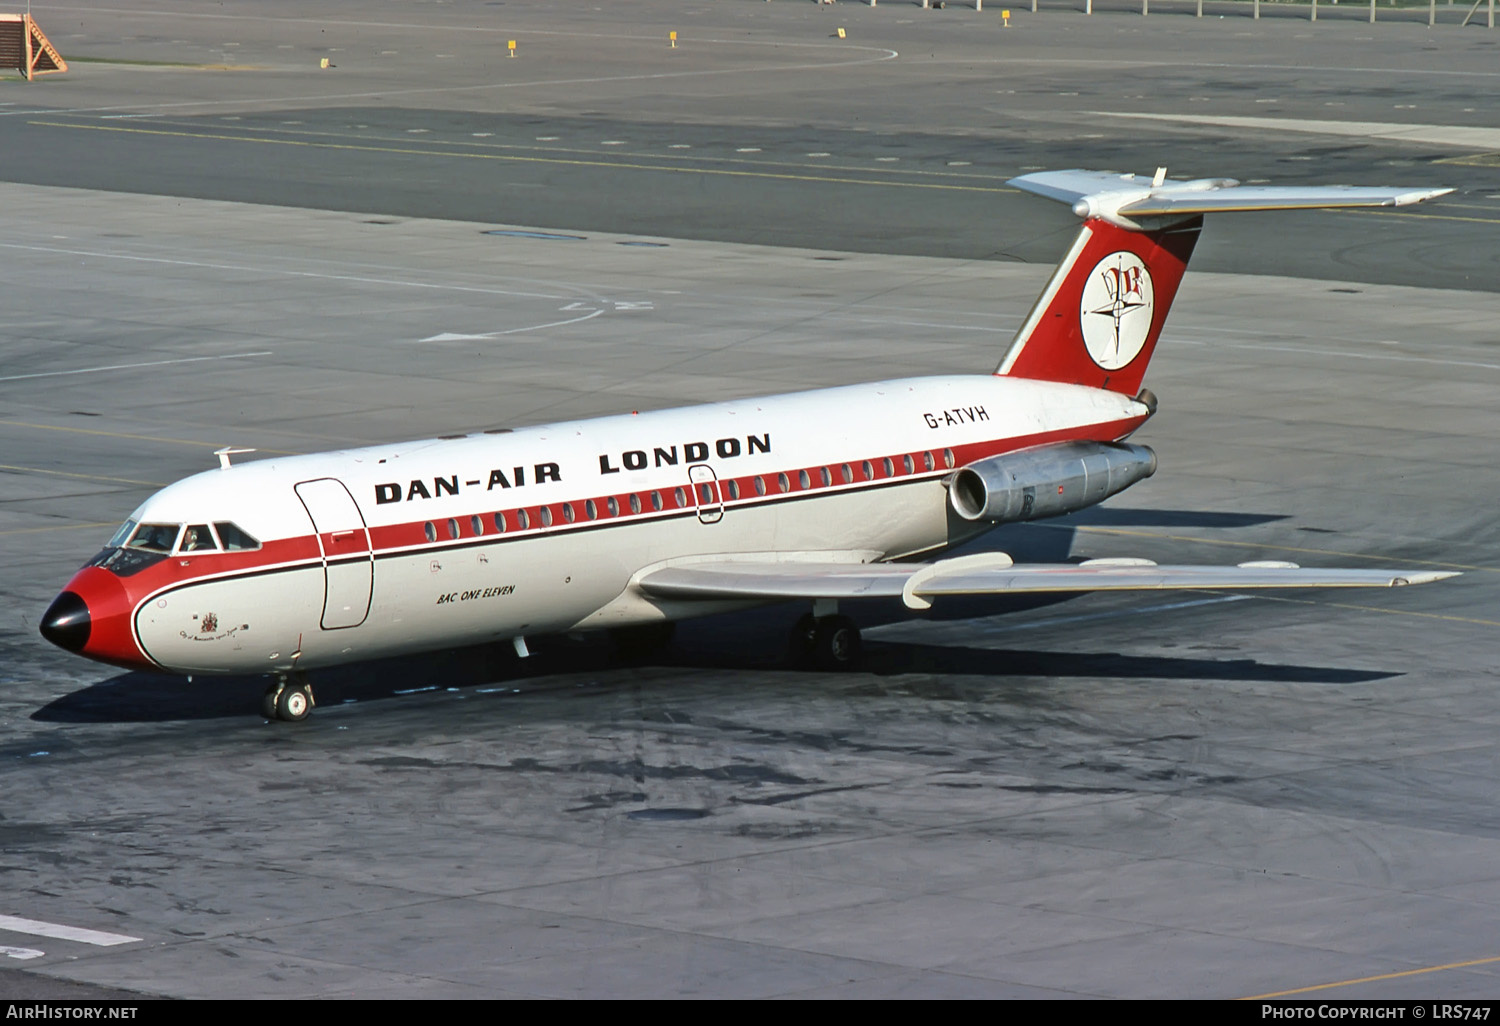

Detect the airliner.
[{"left": 39, "top": 169, "right": 1458, "bottom": 721}]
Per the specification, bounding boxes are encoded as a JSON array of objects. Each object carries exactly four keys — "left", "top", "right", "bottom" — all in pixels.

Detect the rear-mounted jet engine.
[{"left": 948, "top": 440, "right": 1157, "bottom": 523}]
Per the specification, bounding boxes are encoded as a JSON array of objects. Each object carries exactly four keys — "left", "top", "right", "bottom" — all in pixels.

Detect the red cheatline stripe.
[{"left": 108, "top": 417, "right": 1145, "bottom": 606}]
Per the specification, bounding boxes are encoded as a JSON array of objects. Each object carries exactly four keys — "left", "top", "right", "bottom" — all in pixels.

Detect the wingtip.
[
  {"left": 1390, "top": 570, "right": 1462, "bottom": 586},
  {"left": 1391, "top": 187, "right": 1455, "bottom": 207}
]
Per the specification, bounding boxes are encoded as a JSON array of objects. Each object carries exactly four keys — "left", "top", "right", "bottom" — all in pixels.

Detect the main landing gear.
[
  {"left": 262, "top": 672, "right": 315, "bottom": 722},
  {"left": 788, "top": 604, "right": 862, "bottom": 671}
]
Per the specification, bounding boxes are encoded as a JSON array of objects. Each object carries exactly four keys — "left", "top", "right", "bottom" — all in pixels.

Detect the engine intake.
[{"left": 950, "top": 440, "right": 1156, "bottom": 523}]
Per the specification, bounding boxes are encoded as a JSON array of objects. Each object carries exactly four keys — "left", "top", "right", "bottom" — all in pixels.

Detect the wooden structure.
[{"left": 0, "top": 14, "right": 67, "bottom": 81}]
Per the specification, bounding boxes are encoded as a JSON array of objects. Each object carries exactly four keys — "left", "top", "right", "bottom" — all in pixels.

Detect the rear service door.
[{"left": 294, "top": 478, "right": 373, "bottom": 629}]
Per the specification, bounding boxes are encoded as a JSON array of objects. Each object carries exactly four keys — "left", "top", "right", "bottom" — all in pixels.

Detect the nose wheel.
[
  {"left": 788, "top": 611, "right": 862, "bottom": 671},
  {"left": 262, "top": 674, "right": 315, "bottom": 722}
]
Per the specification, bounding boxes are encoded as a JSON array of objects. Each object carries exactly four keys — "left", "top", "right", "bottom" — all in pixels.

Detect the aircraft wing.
[{"left": 637, "top": 554, "right": 1457, "bottom": 611}]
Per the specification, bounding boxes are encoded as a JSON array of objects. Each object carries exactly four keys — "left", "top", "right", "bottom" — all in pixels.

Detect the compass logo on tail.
[{"left": 1080, "top": 252, "right": 1154, "bottom": 370}]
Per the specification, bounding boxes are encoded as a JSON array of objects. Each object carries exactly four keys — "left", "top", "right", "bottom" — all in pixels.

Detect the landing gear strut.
[
  {"left": 788, "top": 608, "right": 862, "bottom": 671},
  {"left": 262, "top": 672, "right": 315, "bottom": 722}
]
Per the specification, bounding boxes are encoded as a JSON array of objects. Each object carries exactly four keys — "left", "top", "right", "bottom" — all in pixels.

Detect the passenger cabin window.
[
  {"left": 213, "top": 522, "right": 261, "bottom": 550},
  {"left": 179, "top": 524, "right": 218, "bottom": 553}
]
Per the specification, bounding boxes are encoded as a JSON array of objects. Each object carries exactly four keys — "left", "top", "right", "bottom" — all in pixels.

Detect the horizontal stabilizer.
[
  {"left": 1010, "top": 169, "right": 1452, "bottom": 229},
  {"left": 637, "top": 555, "right": 1458, "bottom": 611}
]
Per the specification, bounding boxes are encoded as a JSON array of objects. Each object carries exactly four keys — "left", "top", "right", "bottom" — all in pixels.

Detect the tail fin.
[{"left": 996, "top": 169, "right": 1452, "bottom": 396}]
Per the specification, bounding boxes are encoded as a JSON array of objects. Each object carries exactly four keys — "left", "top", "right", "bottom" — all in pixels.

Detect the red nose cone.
[{"left": 44, "top": 567, "right": 153, "bottom": 671}]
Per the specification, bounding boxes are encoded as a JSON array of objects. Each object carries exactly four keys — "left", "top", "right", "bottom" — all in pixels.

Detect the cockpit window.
[
  {"left": 126, "top": 523, "right": 180, "bottom": 553},
  {"left": 106, "top": 520, "right": 137, "bottom": 548},
  {"left": 213, "top": 522, "right": 261, "bottom": 551},
  {"left": 179, "top": 524, "right": 218, "bottom": 553}
]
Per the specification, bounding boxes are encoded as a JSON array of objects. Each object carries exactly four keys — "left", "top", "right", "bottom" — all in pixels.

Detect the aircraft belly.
[{"left": 134, "top": 570, "right": 318, "bottom": 674}]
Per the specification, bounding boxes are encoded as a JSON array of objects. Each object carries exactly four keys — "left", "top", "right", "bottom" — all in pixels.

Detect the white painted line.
[
  {"left": 0, "top": 915, "right": 141, "bottom": 947},
  {"left": 601, "top": 140, "right": 626, "bottom": 146},
  {"left": 668, "top": 143, "right": 691, "bottom": 149},
  {"left": 0, "top": 42, "right": 902, "bottom": 119},
  {"left": 1, "top": 946, "right": 46, "bottom": 960},
  {"left": 0, "top": 352, "right": 273, "bottom": 384},
  {"left": 1095, "top": 110, "right": 1500, "bottom": 151},
  {"left": 419, "top": 307, "right": 604, "bottom": 342},
  {"left": 1171, "top": 338, "right": 1500, "bottom": 374},
  {"left": 536, "top": 135, "right": 559, "bottom": 141},
  {"left": 736, "top": 147, "right": 761, "bottom": 153},
  {"left": 0, "top": 241, "right": 581, "bottom": 302}
]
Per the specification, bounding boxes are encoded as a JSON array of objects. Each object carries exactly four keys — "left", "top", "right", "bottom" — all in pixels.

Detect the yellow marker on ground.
[
  {"left": 1002, "top": 7, "right": 1011, "bottom": 23},
  {"left": 669, "top": 31, "right": 677, "bottom": 48},
  {"left": 319, "top": 57, "right": 330, "bottom": 68},
  {"left": 837, "top": 27, "right": 846, "bottom": 38},
  {"left": 507, "top": 40, "right": 516, "bottom": 58}
]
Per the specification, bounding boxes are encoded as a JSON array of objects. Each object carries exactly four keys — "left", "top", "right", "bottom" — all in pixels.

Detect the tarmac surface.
[{"left": 1, "top": 0, "right": 1499, "bottom": 1000}]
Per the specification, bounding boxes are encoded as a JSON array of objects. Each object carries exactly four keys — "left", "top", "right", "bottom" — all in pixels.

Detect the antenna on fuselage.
[{"left": 214, "top": 446, "right": 257, "bottom": 470}]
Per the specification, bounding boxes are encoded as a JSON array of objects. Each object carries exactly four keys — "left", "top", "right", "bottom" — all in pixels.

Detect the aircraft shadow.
[
  {"left": 1068, "top": 508, "right": 1289, "bottom": 529},
  {"left": 34, "top": 603, "right": 1394, "bottom": 725}
]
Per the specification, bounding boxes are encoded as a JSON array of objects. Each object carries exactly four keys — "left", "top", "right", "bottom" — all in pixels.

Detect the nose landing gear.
[{"left": 262, "top": 672, "right": 315, "bottom": 722}]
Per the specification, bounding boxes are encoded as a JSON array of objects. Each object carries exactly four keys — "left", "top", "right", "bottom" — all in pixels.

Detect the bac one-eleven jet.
[{"left": 40, "top": 169, "right": 1458, "bottom": 721}]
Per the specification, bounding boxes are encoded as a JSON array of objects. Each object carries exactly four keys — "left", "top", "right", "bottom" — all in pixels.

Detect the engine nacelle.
[{"left": 949, "top": 440, "right": 1157, "bottom": 523}]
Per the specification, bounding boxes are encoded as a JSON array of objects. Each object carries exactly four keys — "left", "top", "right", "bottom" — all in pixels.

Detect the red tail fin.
[{"left": 996, "top": 216, "right": 1201, "bottom": 396}]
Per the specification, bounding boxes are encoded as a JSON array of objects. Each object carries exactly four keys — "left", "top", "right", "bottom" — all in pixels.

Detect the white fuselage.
[{"left": 55, "top": 374, "right": 1150, "bottom": 675}]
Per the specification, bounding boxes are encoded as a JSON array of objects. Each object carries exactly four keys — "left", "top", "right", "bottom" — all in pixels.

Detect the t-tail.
[{"left": 995, "top": 168, "right": 1452, "bottom": 397}]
